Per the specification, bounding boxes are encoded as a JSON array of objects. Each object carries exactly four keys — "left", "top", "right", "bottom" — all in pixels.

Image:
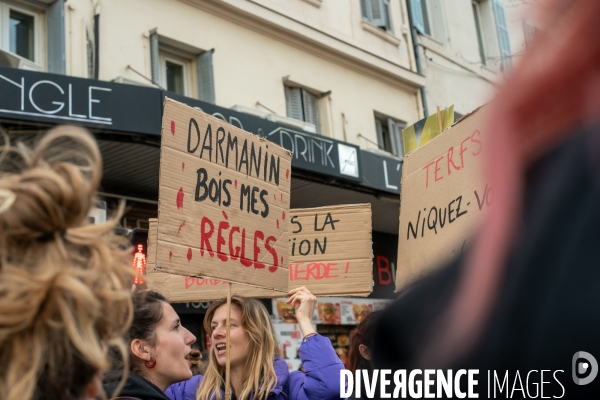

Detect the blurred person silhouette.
[
  {"left": 104, "top": 290, "right": 196, "bottom": 400},
  {"left": 374, "top": 0, "right": 600, "bottom": 397},
  {"left": 0, "top": 126, "right": 135, "bottom": 400},
  {"left": 189, "top": 347, "right": 207, "bottom": 376},
  {"left": 347, "top": 311, "right": 381, "bottom": 399}
]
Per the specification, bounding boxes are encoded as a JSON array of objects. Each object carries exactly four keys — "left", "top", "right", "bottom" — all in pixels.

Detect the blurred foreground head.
[
  {"left": 426, "top": 0, "right": 600, "bottom": 365},
  {"left": 0, "top": 126, "right": 135, "bottom": 400}
]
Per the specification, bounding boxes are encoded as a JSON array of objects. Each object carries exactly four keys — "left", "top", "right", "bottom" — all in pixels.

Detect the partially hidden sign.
[
  {"left": 156, "top": 98, "right": 292, "bottom": 292},
  {"left": 288, "top": 203, "right": 372, "bottom": 296},
  {"left": 148, "top": 203, "right": 373, "bottom": 301},
  {"left": 396, "top": 106, "right": 488, "bottom": 291}
]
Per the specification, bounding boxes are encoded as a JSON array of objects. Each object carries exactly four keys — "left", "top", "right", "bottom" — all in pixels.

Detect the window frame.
[
  {"left": 360, "top": 0, "right": 392, "bottom": 33},
  {"left": 0, "top": 1, "right": 45, "bottom": 69},
  {"left": 472, "top": 0, "right": 487, "bottom": 66},
  {"left": 420, "top": 0, "right": 433, "bottom": 37},
  {"left": 375, "top": 114, "right": 405, "bottom": 157},
  {"left": 284, "top": 85, "right": 322, "bottom": 134},
  {"left": 410, "top": 0, "right": 447, "bottom": 44},
  {"left": 159, "top": 49, "right": 195, "bottom": 97}
]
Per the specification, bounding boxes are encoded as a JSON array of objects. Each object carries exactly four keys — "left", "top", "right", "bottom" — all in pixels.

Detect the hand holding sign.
[{"left": 287, "top": 286, "right": 317, "bottom": 337}]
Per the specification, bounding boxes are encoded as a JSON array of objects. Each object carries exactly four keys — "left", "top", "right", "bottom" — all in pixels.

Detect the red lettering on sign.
[
  {"left": 196, "top": 215, "right": 279, "bottom": 272},
  {"left": 216, "top": 220, "right": 230, "bottom": 262},
  {"left": 185, "top": 276, "right": 195, "bottom": 289},
  {"left": 423, "top": 160, "right": 435, "bottom": 188},
  {"left": 289, "top": 262, "right": 339, "bottom": 281},
  {"left": 200, "top": 217, "right": 215, "bottom": 257},
  {"left": 447, "top": 146, "right": 461, "bottom": 175},
  {"left": 422, "top": 130, "right": 483, "bottom": 188},
  {"left": 434, "top": 155, "right": 444, "bottom": 182},
  {"left": 376, "top": 255, "right": 392, "bottom": 285},
  {"left": 184, "top": 276, "right": 230, "bottom": 289}
]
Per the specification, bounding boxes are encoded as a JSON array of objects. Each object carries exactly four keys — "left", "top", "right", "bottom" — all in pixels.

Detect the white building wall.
[{"left": 60, "top": 0, "right": 424, "bottom": 155}]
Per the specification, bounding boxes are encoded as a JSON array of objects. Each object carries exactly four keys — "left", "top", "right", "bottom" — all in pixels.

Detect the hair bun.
[{"left": 0, "top": 126, "right": 102, "bottom": 241}]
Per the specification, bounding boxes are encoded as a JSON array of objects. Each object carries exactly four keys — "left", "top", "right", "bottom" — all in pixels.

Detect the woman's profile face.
[
  {"left": 150, "top": 302, "right": 196, "bottom": 387},
  {"left": 211, "top": 304, "right": 251, "bottom": 369}
]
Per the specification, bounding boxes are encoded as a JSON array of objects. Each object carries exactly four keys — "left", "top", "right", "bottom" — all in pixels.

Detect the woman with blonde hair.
[
  {"left": 0, "top": 126, "right": 135, "bottom": 400},
  {"left": 165, "top": 287, "right": 343, "bottom": 400}
]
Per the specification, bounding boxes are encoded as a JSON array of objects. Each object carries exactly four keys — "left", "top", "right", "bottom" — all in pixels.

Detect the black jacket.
[{"left": 103, "top": 372, "right": 170, "bottom": 400}]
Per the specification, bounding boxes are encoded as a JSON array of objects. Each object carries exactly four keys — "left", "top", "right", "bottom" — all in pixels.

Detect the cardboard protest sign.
[
  {"left": 147, "top": 203, "right": 373, "bottom": 301},
  {"left": 288, "top": 203, "right": 373, "bottom": 296},
  {"left": 402, "top": 105, "right": 454, "bottom": 156},
  {"left": 396, "top": 107, "right": 488, "bottom": 291},
  {"left": 156, "top": 98, "right": 292, "bottom": 292},
  {"left": 147, "top": 220, "right": 280, "bottom": 302}
]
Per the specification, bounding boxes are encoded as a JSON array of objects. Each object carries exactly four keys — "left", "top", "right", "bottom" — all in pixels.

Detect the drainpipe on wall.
[
  {"left": 405, "top": 0, "right": 429, "bottom": 117},
  {"left": 93, "top": 13, "right": 100, "bottom": 80}
]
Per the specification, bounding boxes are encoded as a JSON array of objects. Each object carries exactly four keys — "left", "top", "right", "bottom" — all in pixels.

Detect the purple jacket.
[{"left": 166, "top": 334, "right": 343, "bottom": 400}]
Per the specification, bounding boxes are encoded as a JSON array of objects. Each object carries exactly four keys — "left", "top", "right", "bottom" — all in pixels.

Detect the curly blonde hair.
[{"left": 0, "top": 126, "right": 135, "bottom": 400}]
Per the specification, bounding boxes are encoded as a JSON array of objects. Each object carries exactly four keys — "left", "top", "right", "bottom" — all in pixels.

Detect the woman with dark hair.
[
  {"left": 347, "top": 311, "right": 381, "bottom": 399},
  {"left": 348, "top": 311, "right": 381, "bottom": 372},
  {"left": 104, "top": 291, "right": 196, "bottom": 400}
]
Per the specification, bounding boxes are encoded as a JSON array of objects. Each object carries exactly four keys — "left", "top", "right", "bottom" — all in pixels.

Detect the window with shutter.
[
  {"left": 409, "top": 0, "right": 425, "bottom": 34},
  {"left": 149, "top": 32, "right": 160, "bottom": 83},
  {"left": 284, "top": 86, "right": 322, "bottom": 134},
  {"left": 302, "top": 90, "right": 320, "bottom": 134},
  {"left": 387, "top": 118, "right": 399, "bottom": 156},
  {"left": 493, "top": 0, "right": 511, "bottom": 74},
  {"left": 369, "top": 0, "right": 385, "bottom": 28},
  {"left": 360, "top": 0, "right": 391, "bottom": 31},
  {"left": 360, "top": 0, "right": 370, "bottom": 20},
  {"left": 376, "top": 115, "right": 405, "bottom": 157},
  {"left": 392, "top": 120, "right": 405, "bottom": 157},
  {"left": 472, "top": 1, "right": 487, "bottom": 65},
  {"left": 196, "top": 50, "right": 215, "bottom": 104},
  {"left": 383, "top": 0, "right": 391, "bottom": 31},
  {"left": 375, "top": 119, "right": 384, "bottom": 148},
  {"left": 285, "top": 86, "right": 304, "bottom": 121}
]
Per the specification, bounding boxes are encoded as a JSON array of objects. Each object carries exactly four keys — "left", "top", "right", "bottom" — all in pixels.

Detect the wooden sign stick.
[
  {"left": 225, "top": 282, "right": 232, "bottom": 400},
  {"left": 436, "top": 106, "right": 443, "bottom": 132}
]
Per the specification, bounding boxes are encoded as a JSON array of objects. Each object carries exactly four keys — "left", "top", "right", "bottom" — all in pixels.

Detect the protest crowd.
[{"left": 1, "top": 0, "right": 600, "bottom": 399}]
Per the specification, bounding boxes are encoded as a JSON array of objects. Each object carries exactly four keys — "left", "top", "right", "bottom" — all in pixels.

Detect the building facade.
[{"left": 0, "top": 0, "right": 528, "bottom": 366}]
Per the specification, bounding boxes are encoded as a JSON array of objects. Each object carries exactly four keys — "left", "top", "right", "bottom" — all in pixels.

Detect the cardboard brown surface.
[
  {"left": 396, "top": 106, "right": 488, "bottom": 291},
  {"left": 288, "top": 203, "right": 373, "bottom": 296},
  {"left": 147, "top": 203, "right": 373, "bottom": 301},
  {"left": 156, "top": 98, "right": 292, "bottom": 292},
  {"left": 147, "top": 218, "right": 280, "bottom": 301}
]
